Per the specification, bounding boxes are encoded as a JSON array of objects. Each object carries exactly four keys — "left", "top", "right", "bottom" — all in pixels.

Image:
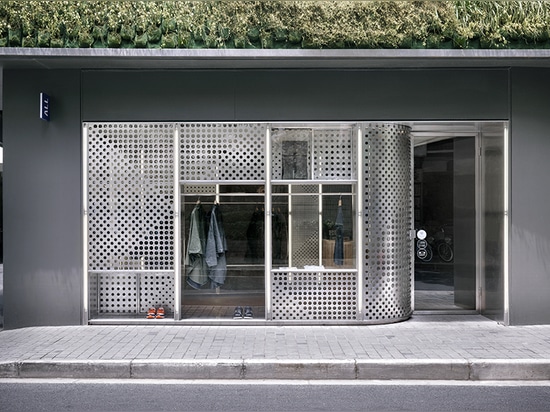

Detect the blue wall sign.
[{"left": 40, "top": 92, "right": 50, "bottom": 121}]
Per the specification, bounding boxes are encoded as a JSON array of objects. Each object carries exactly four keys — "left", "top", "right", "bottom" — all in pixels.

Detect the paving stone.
[{"left": 1, "top": 315, "right": 550, "bottom": 380}]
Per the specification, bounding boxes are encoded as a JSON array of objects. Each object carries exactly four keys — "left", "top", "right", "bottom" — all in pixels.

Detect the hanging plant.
[
  {"left": 178, "top": 31, "right": 193, "bottom": 48},
  {"left": 162, "top": 18, "right": 177, "bottom": 34},
  {"left": 233, "top": 35, "right": 248, "bottom": 48},
  {"left": 260, "top": 31, "right": 273, "bottom": 49},
  {"left": 22, "top": 34, "right": 36, "bottom": 47},
  {"left": 37, "top": 30, "right": 50, "bottom": 47},
  {"left": 161, "top": 32, "right": 177, "bottom": 48},
  {"left": 50, "top": 37, "right": 64, "bottom": 48},
  {"left": 273, "top": 28, "right": 288, "bottom": 43},
  {"left": 0, "top": 21, "right": 7, "bottom": 47},
  {"left": 120, "top": 24, "right": 135, "bottom": 42},
  {"left": 8, "top": 27, "right": 21, "bottom": 46},
  {"left": 78, "top": 30, "right": 93, "bottom": 48},
  {"left": 247, "top": 27, "right": 260, "bottom": 42},
  {"left": 1, "top": 1, "right": 550, "bottom": 50},
  {"left": 92, "top": 25, "right": 107, "bottom": 41},
  {"left": 108, "top": 31, "right": 122, "bottom": 48},
  {"left": 135, "top": 32, "right": 148, "bottom": 48},
  {"left": 147, "top": 25, "right": 162, "bottom": 43},
  {"left": 288, "top": 30, "right": 302, "bottom": 44}
]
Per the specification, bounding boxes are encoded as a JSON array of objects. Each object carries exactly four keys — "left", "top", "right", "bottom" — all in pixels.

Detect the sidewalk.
[{"left": 1, "top": 314, "right": 550, "bottom": 380}]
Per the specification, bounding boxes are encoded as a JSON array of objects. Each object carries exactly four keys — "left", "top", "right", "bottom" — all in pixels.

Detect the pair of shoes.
[
  {"left": 233, "top": 306, "right": 243, "bottom": 319},
  {"left": 146, "top": 307, "right": 165, "bottom": 319},
  {"left": 233, "top": 306, "right": 254, "bottom": 319}
]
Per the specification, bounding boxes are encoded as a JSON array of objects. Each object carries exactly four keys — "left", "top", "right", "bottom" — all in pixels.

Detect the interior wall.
[
  {"left": 509, "top": 68, "right": 550, "bottom": 325},
  {"left": 3, "top": 69, "right": 82, "bottom": 328}
]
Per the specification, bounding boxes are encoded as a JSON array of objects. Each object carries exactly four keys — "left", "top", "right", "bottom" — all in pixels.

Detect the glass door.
[{"left": 413, "top": 133, "right": 477, "bottom": 311}]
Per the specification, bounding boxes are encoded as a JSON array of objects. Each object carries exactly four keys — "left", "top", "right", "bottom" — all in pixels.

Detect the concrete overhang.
[{"left": 0, "top": 48, "right": 550, "bottom": 70}]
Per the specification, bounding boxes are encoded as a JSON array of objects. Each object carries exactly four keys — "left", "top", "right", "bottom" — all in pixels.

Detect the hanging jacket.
[
  {"left": 334, "top": 200, "right": 344, "bottom": 266},
  {"left": 205, "top": 204, "right": 228, "bottom": 287},
  {"left": 186, "top": 203, "right": 208, "bottom": 289},
  {"left": 245, "top": 208, "right": 264, "bottom": 262},
  {"left": 272, "top": 208, "right": 287, "bottom": 262}
]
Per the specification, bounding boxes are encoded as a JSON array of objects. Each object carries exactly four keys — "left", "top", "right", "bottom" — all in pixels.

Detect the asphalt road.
[{"left": 1, "top": 379, "right": 549, "bottom": 412}]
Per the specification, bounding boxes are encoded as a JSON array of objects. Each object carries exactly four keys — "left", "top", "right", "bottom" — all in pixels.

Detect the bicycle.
[
  {"left": 432, "top": 225, "right": 453, "bottom": 262},
  {"left": 416, "top": 225, "right": 453, "bottom": 263}
]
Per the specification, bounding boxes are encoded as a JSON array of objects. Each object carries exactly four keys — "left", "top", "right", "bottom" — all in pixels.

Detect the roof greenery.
[{"left": 1, "top": 1, "right": 550, "bottom": 49}]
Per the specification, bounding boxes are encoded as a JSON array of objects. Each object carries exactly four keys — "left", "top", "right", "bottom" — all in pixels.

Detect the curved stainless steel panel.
[{"left": 362, "top": 123, "right": 412, "bottom": 323}]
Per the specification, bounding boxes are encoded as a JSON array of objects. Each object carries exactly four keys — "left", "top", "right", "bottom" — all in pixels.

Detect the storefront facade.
[
  {"left": 84, "top": 121, "right": 411, "bottom": 324},
  {"left": 3, "top": 49, "right": 550, "bottom": 327}
]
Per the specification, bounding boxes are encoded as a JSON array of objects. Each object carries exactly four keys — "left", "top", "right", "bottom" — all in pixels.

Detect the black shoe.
[
  {"left": 244, "top": 306, "right": 253, "bottom": 319},
  {"left": 233, "top": 306, "right": 243, "bottom": 319}
]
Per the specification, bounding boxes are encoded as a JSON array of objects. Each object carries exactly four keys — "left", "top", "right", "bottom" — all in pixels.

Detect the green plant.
[{"left": 1, "top": 1, "right": 550, "bottom": 50}]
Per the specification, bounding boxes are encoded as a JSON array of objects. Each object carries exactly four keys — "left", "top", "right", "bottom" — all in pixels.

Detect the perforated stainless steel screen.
[
  {"left": 271, "top": 271, "right": 358, "bottom": 321},
  {"left": 86, "top": 123, "right": 175, "bottom": 315},
  {"left": 180, "top": 123, "right": 265, "bottom": 181},
  {"left": 85, "top": 122, "right": 412, "bottom": 323},
  {"left": 362, "top": 124, "right": 412, "bottom": 323}
]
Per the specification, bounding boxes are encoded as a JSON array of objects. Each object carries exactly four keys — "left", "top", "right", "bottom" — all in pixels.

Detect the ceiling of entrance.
[{"left": 409, "top": 121, "right": 481, "bottom": 146}]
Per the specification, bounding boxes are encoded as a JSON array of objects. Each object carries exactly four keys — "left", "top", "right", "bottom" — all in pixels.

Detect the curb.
[{"left": 1, "top": 359, "right": 549, "bottom": 380}]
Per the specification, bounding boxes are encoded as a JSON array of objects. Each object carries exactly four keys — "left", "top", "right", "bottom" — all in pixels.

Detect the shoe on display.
[
  {"left": 233, "top": 306, "right": 243, "bottom": 319},
  {"left": 146, "top": 307, "right": 156, "bottom": 319},
  {"left": 244, "top": 306, "right": 253, "bottom": 319},
  {"left": 156, "top": 307, "right": 165, "bottom": 319}
]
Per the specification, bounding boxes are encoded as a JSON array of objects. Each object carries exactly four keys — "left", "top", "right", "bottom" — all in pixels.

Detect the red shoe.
[
  {"left": 146, "top": 307, "right": 156, "bottom": 319},
  {"left": 156, "top": 307, "right": 165, "bottom": 319}
]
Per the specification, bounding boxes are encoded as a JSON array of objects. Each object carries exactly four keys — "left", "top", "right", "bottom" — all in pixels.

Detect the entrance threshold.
[{"left": 414, "top": 310, "right": 479, "bottom": 316}]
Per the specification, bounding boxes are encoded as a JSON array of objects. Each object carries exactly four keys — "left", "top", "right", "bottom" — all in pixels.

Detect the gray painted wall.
[
  {"left": 13, "top": 66, "right": 549, "bottom": 328},
  {"left": 510, "top": 68, "right": 550, "bottom": 325},
  {"left": 81, "top": 69, "right": 509, "bottom": 122},
  {"left": 3, "top": 69, "right": 82, "bottom": 328}
]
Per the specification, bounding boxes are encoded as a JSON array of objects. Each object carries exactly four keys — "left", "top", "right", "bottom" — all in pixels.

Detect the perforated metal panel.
[
  {"left": 85, "top": 121, "right": 413, "bottom": 323},
  {"left": 180, "top": 123, "right": 265, "bottom": 181},
  {"left": 98, "top": 273, "right": 138, "bottom": 313},
  {"left": 271, "top": 128, "right": 355, "bottom": 180},
  {"left": 86, "top": 123, "right": 175, "bottom": 315},
  {"left": 90, "top": 272, "right": 175, "bottom": 314},
  {"left": 313, "top": 129, "right": 356, "bottom": 180},
  {"left": 362, "top": 124, "right": 412, "bottom": 323},
  {"left": 182, "top": 184, "right": 217, "bottom": 195},
  {"left": 139, "top": 273, "right": 175, "bottom": 312},
  {"left": 289, "top": 186, "right": 319, "bottom": 268},
  {"left": 271, "top": 271, "right": 357, "bottom": 320}
]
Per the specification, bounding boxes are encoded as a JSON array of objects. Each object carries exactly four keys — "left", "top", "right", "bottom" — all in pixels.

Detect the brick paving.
[{"left": 1, "top": 314, "right": 550, "bottom": 363}]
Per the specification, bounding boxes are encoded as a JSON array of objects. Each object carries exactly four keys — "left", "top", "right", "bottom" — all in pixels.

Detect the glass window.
[
  {"left": 272, "top": 184, "right": 356, "bottom": 270},
  {"left": 181, "top": 184, "right": 265, "bottom": 319}
]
